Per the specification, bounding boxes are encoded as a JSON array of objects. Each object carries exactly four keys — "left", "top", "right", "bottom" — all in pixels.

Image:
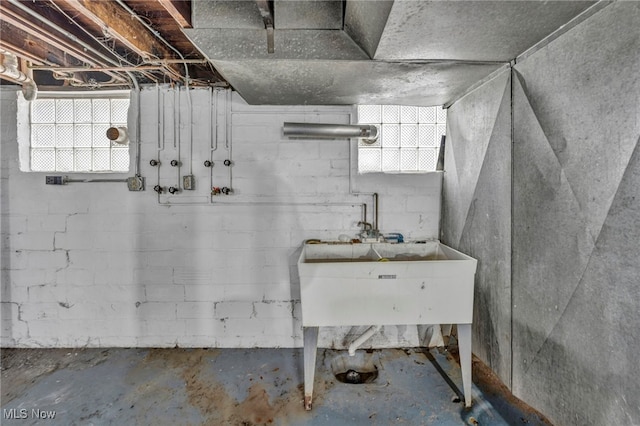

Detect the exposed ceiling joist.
[
  {"left": 0, "top": 0, "right": 226, "bottom": 88},
  {"left": 59, "top": 0, "right": 184, "bottom": 80},
  {"left": 0, "top": 38, "right": 49, "bottom": 66},
  {"left": 0, "top": 3, "right": 132, "bottom": 86},
  {"left": 0, "top": 5, "right": 103, "bottom": 68},
  {"left": 157, "top": 0, "right": 192, "bottom": 28}
]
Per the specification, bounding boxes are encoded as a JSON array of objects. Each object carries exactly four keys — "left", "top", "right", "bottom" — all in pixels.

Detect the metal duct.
[
  {"left": 0, "top": 49, "right": 37, "bottom": 101},
  {"left": 283, "top": 122, "right": 378, "bottom": 143}
]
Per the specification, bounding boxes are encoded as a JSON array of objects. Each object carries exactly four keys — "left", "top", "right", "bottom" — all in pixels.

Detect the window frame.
[
  {"left": 17, "top": 90, "right": 132, "bottom": 174},
  {"left": 355, "top": 104, "right": 446, "bottom": 174}
]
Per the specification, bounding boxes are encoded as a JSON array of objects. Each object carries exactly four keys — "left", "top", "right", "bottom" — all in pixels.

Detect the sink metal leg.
[
  {"left": 458, "top": 323, "right": 473, "bottom": 407},
  {"left": 303, "top": 326, "right": 319, "bottom": 410}
]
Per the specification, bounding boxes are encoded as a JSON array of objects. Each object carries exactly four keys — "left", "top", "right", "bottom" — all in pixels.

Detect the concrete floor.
[{"left": 1, "top": 346, "right": 551, "bottom": 426}]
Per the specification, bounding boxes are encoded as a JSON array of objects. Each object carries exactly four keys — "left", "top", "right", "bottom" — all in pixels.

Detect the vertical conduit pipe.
[
  {"left": 210, "top": 87, "right": 216, "bottom": 151},
  {"left": 363, "top": 203, "right": 367, "bottom": 227},
  {"left": 373, "top": 193, "right": 379, "bottom": 234},
  {"left": 126, "top": 72, "right": 141, "bottom": 176},
  {"left": 175, "top": 88, "right": 181, "bottom": 188},
  {"left": 187, "top": 86, "right": 193, "bottom": 175},
  {"left": 226, "top": 89, "right": 232, "bottom": 190}
]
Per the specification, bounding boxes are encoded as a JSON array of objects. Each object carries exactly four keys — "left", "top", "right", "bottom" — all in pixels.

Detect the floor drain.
[
  {"left": 330, "top": 352, "right": 380, "bottom": 385},
  {"left": 335, "top": 368, "right": 378, "bottom": 384},
  {"left": 346, "top": 370, "right": 360, "bottom": 383}
]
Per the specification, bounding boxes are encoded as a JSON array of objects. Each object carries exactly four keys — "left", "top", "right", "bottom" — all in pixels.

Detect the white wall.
[{"left": 1, "top": 86, "right": 442, "bottom": 348}]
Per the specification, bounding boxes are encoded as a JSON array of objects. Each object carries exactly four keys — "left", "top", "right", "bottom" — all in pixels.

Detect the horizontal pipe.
[
  {"left": 145, "top": 59, "right": 209, "bottom": 64},
  {"left": 65, "top": 178, "right": 128, "bottom": 183},
  {"left": 32, "top": 65, "right": 164, "bottom": 72},
  {"left": 0, "top": 49, "right": 37, "bottom": 100},
  {"left": 283, "top": 122, "right": 378, "bottom": 142}
]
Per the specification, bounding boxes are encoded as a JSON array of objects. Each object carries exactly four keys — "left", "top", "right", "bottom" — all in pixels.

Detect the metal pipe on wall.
[
  {"left": 0, "top": 49, "right": 37, "bottom": 101},
  {"left": 283, "top": 122, "right": 378, "bottom": 143}
]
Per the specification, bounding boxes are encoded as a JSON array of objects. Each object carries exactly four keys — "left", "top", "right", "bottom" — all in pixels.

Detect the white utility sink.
[{"left": 297, "top": 241, "right": 478, "bottom": 410}]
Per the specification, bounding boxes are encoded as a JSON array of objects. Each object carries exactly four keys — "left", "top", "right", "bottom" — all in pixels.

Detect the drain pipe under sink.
[{"left": 348, "top": 325, "right": 381, "bottom": 356}]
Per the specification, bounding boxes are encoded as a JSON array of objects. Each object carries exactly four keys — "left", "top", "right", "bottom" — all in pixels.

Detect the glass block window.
[
  {"left": 29, "top": 94, "right": 130, "bottom": 172},
  {"left": 357, "top": 105, "right": 446, "bottom": 173}
]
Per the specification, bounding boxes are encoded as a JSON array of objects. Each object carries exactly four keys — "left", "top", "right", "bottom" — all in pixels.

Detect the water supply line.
[
  {"left": 210, "top": 87, "right": 217, "bottom": 152},
  {"left": 373, "top": 192, "right": 379, "bottom": 235},
  {"left": 175, "top": 88, "right": 181, "bottom": 188},
  {"left": 0, "top": 49, "right": 37, "bottom": 101},
  {"left": 154, "top": 91, "right": 373, "bottom": 226},
  {"left": 129, "top": 74, "right": 141, "bottom": 177},
  {"left": 348, "top": 325, "right": 381, "bottom": 356}
]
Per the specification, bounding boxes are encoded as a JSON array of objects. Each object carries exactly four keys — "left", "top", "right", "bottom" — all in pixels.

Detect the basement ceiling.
[
  {"left": 0, "top": 0, "right": 599, "bottom": 106},
  {"left": 185, "top": 0, "right": 597, "bottom": 106},
  {"left": 0, "top": 0, "right": 225, "bottom": 89}
]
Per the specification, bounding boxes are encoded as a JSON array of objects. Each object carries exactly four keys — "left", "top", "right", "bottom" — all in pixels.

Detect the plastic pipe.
[{"left": 348, "top": 325, "right": 381, "bottom": 356}]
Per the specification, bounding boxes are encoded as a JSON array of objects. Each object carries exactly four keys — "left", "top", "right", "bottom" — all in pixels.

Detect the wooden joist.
[
  {"left": 60, "top": 0, "right": 183, "bottom": 79},
  {"left": 0, "top": 4, "right": 101, "bottom": 67},
  {"left": 0, "top": 4, "right": 131, "bottom": 84},
  {"left": 157, "top": 0, "right": 192, "bottom": 28}
]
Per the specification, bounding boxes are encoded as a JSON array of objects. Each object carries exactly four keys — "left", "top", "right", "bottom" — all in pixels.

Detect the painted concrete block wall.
[
  {"left": 511, "top": 4, "right": 640, "bottom": 425},
  {"left": 441, "top": 70, "right": 512, "bottom": 385},
  {"left": 1, "top": 87, "right": 442, "bottom": 349}
]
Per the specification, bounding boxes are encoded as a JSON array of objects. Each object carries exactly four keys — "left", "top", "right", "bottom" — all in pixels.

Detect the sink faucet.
[
  {"left": 357, "top": 221, "right": 372, "bottom": 233},
  {"left": 358, "top": 221, "right": 380, "bottom": 241}
]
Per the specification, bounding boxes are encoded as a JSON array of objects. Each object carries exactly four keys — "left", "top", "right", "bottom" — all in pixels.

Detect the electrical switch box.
[
  {"left": 45, "top": 176, "right": 65, "bottom": 185},
  {"left": 183, "top": 175, "right": 195, "bottom": 190},
  {"left": 127, "top": 176, "right": 145, "bottom": 191}
]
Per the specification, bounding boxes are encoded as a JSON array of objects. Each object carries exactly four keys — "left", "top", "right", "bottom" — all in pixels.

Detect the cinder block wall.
[{"left": 0, "top": 88, "right": 442, "bottom": 348}]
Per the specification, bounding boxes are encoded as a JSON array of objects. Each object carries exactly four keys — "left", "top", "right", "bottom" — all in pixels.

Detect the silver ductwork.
[
  {"left": 0, "top": 49, "right": 38, "bottom": 101},
  {"left": 185, "top": 1, "right": 595, "bottom": 106},
  {"left": 283, "top": 122, "right": 378, "bottom": 143}
]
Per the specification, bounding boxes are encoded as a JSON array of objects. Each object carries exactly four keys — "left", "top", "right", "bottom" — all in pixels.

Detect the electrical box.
[
  {"left": 183, "top": 175, "right": 195, "bottom": 190},
  {"left": 45, "top": 176, "right": 65, "bottom": 185},
  {"left": 127, "top": 176, "right": 145, "bottom": 191}
]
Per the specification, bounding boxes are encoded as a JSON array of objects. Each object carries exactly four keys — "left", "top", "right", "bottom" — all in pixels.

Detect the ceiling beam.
[
  {"left": 0, "top": 5, "right": 104, "bottom": 68},
  {"left": 157, "top": 0, "right": 192, "bottom": 28},
  {"left": 0, "top": 22, "right": 53, "bottom": 66},
  {"left": 0, "top": 5, "right": 131, "bottom": 85},
  {"left": 60, "top": 0, "right": 183, "bottom": 79}
]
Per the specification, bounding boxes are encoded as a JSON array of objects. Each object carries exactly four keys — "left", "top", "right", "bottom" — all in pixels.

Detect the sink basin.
[
  {"left": 298, "top": 241, "right": 477, "bottom": 327},
  {"left": 298, "top": 241, "right": 478, "bottom": 410}
]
